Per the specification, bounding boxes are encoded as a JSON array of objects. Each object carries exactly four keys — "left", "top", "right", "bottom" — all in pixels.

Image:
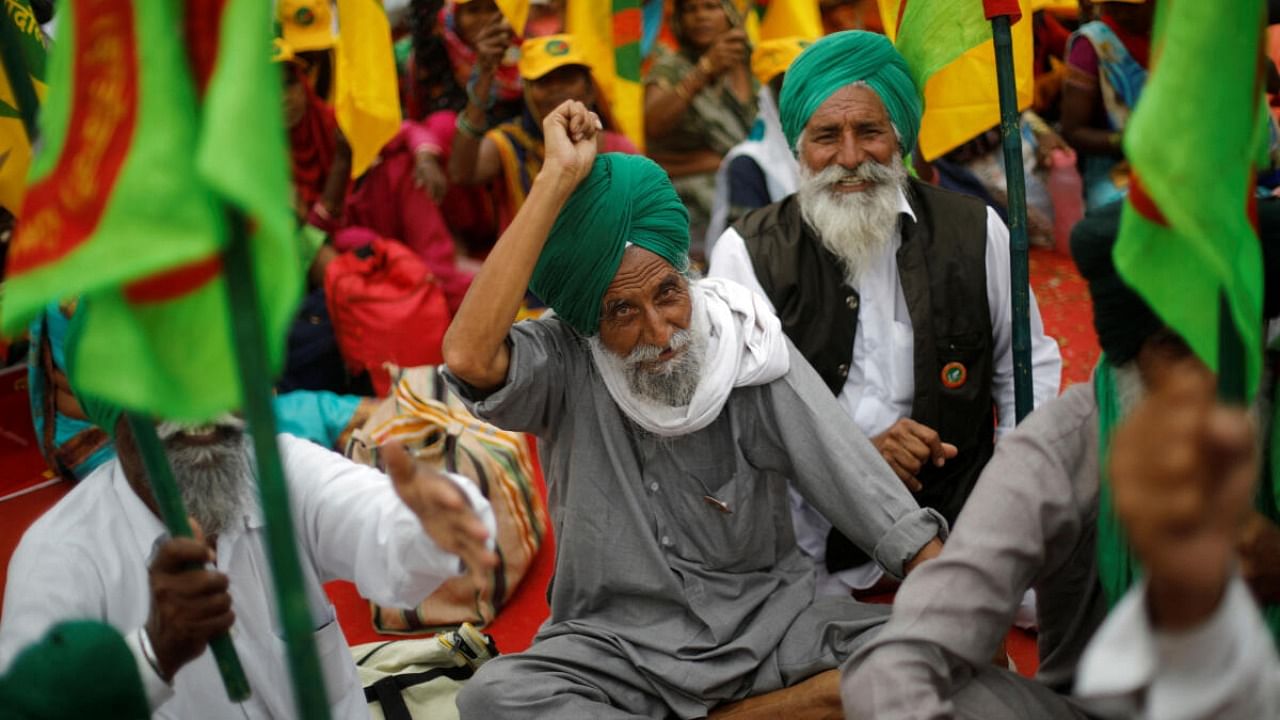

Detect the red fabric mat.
[
  {"left": 0, "top": 364, "right": 60, "bottom": 502},
  {"left": 1030, "top": 246, "right": 1099, "bottom": 389}
]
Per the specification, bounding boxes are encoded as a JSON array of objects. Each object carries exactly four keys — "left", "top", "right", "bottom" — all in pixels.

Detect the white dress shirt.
[
  {"left": 710, "top": 189, "right": 1062, "bottom": 591},
  {"left": 1075, "top": 576, "right": 1280, "bottom": 720},
  {"left": 0, "top": 433, "right": 496, "bottom": 719}
]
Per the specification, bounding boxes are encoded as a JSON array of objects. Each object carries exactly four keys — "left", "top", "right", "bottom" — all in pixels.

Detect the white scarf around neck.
[{"left": 590, "top": 277, "right": 790, "bottom": 437}]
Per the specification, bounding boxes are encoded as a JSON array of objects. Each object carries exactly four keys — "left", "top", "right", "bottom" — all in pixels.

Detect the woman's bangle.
[
  {"left": 456, "top": 112, "right": 486, "bottom": 140},
  {"left": 138, "top": 627, "right": 168, "bottom": 683},
  {"left": 696, "top": 55, "right": 714, "bottom": 78}
]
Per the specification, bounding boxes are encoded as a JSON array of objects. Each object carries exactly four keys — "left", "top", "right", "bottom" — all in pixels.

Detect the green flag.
[
  {"left": 877, "top": 0, "right": 1033, "bottom": 159},
  {"left": 3, "top": 0, "right": 220, "bottom": 329},
  {"left": 1113, "top": 0, "right": 1268, "bottom": 397},
  {"left": 3, "top": 0, "right": 299, "bottom": 421}
]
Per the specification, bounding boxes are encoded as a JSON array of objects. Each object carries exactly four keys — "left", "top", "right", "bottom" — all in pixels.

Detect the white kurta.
[
  {"left": 0, "top": 434, "right": 495, "bottom": 719},
  {"left": 1074, "top": 576, "right": 1280, "bottom": 720},
  {"left": 709, "top": 190, "right": 1062, "bottom": 591}
]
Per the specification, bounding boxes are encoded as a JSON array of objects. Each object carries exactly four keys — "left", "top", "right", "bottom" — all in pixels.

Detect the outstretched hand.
[
  {"left": 540, "top": 100, "right": 601, "bottom": 193},
  {"left": 383, "top": 443, "right": 499, "bottom": 593}
]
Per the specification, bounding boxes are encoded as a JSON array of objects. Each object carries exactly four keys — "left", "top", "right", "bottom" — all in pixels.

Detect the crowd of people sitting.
[{"left": 3, "top": 0, "right": 1280, "bottom": 718}]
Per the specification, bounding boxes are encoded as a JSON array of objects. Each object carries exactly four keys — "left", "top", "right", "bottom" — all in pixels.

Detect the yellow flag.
[
  {"left": 1029, "top": 0, "right": 1076, "bottom": 11},
  {"left": 759, "top": 0, "right": 821, "bottom": 41},
  {"left": 333, "top": 0, "right": 402, "bottom": 177},
  {"left": 566, "top": 0, "right": 645, "bottom": 151},
  {"left": 495, "top": 0, "right": 530, "bottom": 33},
  {"left": 881, "top": 0, "right": 1034, "bottom": 160},
  {"left": 0, "top": 0, "right": 46, "bottom": 215},
  {"left": 0, "top": 71, "right": 39, "bottom": 215}
]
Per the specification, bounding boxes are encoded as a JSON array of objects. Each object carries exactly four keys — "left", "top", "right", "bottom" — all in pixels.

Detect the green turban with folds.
[
  {"left": 530, "top": 153, "right": 689, "bottom": 335},
  {"left": 778, "top": 30, "right": 922, "bottom": 156}
]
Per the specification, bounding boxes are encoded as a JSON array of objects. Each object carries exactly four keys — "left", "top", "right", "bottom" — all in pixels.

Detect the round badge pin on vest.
[{"left": 941, "top": 361, "right": 967, "bottom": 389}]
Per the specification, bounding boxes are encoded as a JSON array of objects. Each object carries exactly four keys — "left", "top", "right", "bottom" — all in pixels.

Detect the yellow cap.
[
  {"left": 517, "top": 34, "right": 592, "bottom": 81},
  {"left": 272, "top": 37, "right": 298, "bottom": 64},
  {"left": 751, "top": 37, "right": 811, "bottom": 86},
  {"left": 278, "top": 0, "right": 337, "bottom": 53}
]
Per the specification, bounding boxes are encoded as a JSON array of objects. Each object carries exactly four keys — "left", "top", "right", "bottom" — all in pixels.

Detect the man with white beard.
[
  {"left": 709, "top": 31, "right": 1061, "bottom": 596},
  {"left": 0, "top": 391, "right": 499, "bottom": 718},
  {"left": 441, "top": 99, "right": 946, "bottom": 718}
]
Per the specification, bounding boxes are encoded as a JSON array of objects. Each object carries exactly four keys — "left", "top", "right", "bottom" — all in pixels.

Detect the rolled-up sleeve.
[{"left": 763, "top": 341, "right": 945, "bottom": 579}]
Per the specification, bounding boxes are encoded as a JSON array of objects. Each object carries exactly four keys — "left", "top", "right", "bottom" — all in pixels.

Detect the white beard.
[
  {"left": 156, "top": 416, "right": 254, "bottom": 537},
  {"left": 589, "top": 297, "right": 710, "bottom": 410},
  {"left": 796, "top": 153, "right": 908, "bottom": 286}
]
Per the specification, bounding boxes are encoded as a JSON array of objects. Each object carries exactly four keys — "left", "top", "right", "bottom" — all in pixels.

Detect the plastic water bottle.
[{"left": 1047, "top": 148, "right": 1084, "bottom": 256}]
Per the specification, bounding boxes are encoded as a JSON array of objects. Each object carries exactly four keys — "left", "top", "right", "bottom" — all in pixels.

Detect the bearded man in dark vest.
[{"left": 709, "top": 31, "right": 1062, "bottom": 596}]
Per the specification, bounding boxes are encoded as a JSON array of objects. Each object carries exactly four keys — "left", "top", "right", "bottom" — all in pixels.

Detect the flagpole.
[
  {"left": 0, "top": 11, "right": 40, "bottom": 141},
  {"left": 123, "top": 413, "right": 252, "bottom": 702},
  {"left": 987, "top": 6, "right": 1035, "bottom": 423},
  {"left": 0, "top": 15, "right": 258, "bottom": 702},
  {"left": 221, "top": 210, "right": 332, "bottom": 720},
  {"left": 1219, "top": 294, "right": 1246, "bottom": 404}
]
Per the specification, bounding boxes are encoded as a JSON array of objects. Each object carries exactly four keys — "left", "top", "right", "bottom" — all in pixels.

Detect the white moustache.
[{"left": 156, "top": 413, "right": 246, "bottom": 441}]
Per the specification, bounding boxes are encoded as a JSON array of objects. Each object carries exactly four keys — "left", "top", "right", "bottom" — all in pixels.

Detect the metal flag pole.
[{"left": 985, "top": 0, "right": 1035, "bottom": 423}]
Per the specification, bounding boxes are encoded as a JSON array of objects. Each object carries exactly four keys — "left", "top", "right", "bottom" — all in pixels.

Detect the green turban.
[
  {"left": 778, "top": 30, "right": 922, "bottom": 156},
  {"left": 530, "top": 153, "right": 689, "bottom": 335},
  {"left": 0, "top": 621, "right": 149, "bottom": 719}
]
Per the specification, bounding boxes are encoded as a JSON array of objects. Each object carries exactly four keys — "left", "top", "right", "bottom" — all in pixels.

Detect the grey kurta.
[
  {"left": 445, "top": 317, "right": 944, "bottom": 718},
  {"left": 841, "top": 383, "right": 1109, "bottom": 719}
]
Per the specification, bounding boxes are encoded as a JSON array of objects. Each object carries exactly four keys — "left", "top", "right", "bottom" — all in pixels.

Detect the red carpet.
[
  {"left": 0, "top": 246, "right": 1099, "bottom": 670},
  {"left": 1030, "top": 246, "right": 1099, "bottom": 389}
]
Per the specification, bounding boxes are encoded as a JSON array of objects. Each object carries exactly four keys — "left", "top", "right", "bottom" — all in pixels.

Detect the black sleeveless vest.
[{"left": 733, "top": 178, "right": 995, "bottom": 571}]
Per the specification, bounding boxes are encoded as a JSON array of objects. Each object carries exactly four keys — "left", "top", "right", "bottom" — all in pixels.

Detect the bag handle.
[{"left": 364, "top": 666, "right": 475, "bottom": 720}]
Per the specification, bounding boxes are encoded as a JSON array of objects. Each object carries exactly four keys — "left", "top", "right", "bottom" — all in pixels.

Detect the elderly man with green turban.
[
  {"left": 709, "top": 30, "right": 1061, "bottom": 597},
  {"left": 442, "top": 99, "right": 946, "bottom": 718}
]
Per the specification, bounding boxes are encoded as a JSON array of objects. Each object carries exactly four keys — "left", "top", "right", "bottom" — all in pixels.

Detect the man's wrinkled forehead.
[
  {"left": 603, "top": 247, "right": 684, "bottom": 300},
  {"left": 804, "top": 83, "right": 890, "bottom": 133}
]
